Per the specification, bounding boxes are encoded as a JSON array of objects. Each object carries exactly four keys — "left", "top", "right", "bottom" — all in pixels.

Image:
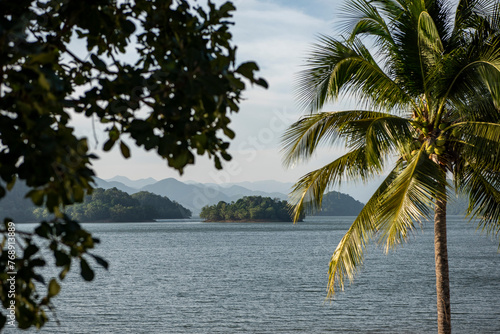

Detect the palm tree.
[{"left": 281, "top": 1, "right": 500, "bottom": 333}]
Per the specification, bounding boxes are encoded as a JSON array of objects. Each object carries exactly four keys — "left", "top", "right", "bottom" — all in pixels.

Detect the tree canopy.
[
  {"left": 0, "top": 0, "right": 266, "bottom": 330},
  {"left": 200, "top": 196, "right": 302, "bottom": 222},
  {"left": 35, "top": 188, "right": 191, "bottom": 222},
  {"left": 282, "top": 0, "right": 500, "bottom": 333}
]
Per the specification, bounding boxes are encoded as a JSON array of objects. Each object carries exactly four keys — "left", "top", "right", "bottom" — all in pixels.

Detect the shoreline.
[{"left": 202, "top": 219, "right": 297, "bottom": 223}]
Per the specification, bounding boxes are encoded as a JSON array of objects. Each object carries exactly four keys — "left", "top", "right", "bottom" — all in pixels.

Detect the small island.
[
  {"left": 19, "top": 187, "right": 191, "bottom": 222},
  {"left": 200, "top": 196, "right": 303, "bottom": 222}
]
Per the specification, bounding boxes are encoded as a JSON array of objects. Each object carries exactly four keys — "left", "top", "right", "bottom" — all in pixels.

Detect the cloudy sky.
[{"left": 79, "top": 0, "right": 355, "bottom": 185}]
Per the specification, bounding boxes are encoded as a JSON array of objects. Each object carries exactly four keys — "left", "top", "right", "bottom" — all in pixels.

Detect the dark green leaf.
[
  {"left": 223, "top": 128, "right": 235, "bottom": 139},
  {"left": 90, "top": 254, "right": 109, "bottom": 270},
  {"left": 90, "top": 54, "right": 107, "bottom": 71},
  {"left": 122, "top": 20, "right": 136, "bottom": 35},
  {"left": 236, "top": 62, "right": 259, "bottom": 79},
  {"left": 54, "top": 250, "right": 71, "bottom": 267},
  {"left": 6, "top": 177, "right": 16, "bottom": 191},
  {"left": 103, "top": 139, "right": 116, "bottom": 152},
  {"left": 256, "top": 78, "right": 268, "bottom": 88},
  {"left": 219, "top": 2, "right": 236, "bottom": 16},
  {"left": 24, "top": 244, "right": 39, "bottom": 258},
  {"left": 120, "top": 141, "right": 131, "bottom": 158},
  {"left": 80, "top": 258, "right": 95, "bottom": 281}
]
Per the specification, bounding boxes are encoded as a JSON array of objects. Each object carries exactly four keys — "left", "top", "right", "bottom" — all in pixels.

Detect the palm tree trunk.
[{"left": 434, "top": 195, "right": 451, "bottom": 334}]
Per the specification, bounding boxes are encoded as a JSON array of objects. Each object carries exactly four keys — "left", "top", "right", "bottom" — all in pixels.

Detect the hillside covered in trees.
[
  {"left": 55, "top": 188, "right": 191, "bottom": 222},
  {"left": 13, "top": 187, "right": 190, "bottom": 222},
  {"left": 200, "top": 196, "right": 302, "bottom": 222},
  {"left": 313, "top": 191, "right": 365, "bottom": 216}
]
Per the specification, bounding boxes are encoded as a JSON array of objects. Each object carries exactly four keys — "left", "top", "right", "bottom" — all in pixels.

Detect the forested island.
[
  {"left": 312, "top": 191, "right": 365, "bottom": 216},
  {"left": 62, "top": 188, "right": 192, "bottom": 222},
  {"left": 1, "top": 185, "right": 191, "bottom": 222},
  {"left": 200, "top": 196, "right": 303, "bottom": 222}
]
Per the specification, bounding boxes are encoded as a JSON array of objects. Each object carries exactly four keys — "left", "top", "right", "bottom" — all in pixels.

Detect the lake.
[{"left": 16, "top": 216, "right": 500, "bottom": 333}]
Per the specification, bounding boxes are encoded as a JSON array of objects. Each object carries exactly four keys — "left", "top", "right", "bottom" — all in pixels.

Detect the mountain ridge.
[
  {"left": 0, "top": 177, "right": 470, "bottom": 222},
  {"left": 107, "top": 176, "right": 158, "bottom": 189},
  {"left": 95, "top": 176, "right": 290, "bottom": 215}
]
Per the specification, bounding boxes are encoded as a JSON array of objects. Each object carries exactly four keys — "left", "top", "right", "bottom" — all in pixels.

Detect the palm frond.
[
  {"left": 376, "top": 147, "right": 445, "bottom": 251},
  {"left": 281, "top": 110, "right": 410, "bottom": 167},
  {"left": 451, "top": 122, "right": 500, "bottom": 172},
  {"left": 439, "top": 29, "right": 500, "bottom": 116},
  {"left": 339, "top": 0, "right": 395, "bottom": 48},
  {"left": 453, "top": 0, "right": 499, "bottom": 39},
  {"left": 418, "top": 10, "right": 445, "bottom": 81},
  {"left": 385, "top": 0, "right": 427, "bottom": 95},
  {"left": 327, "top": 163, "right": 402, "bottom": 297},
  {"left": 457, "top": 164, "right": 500, "bottom": 238},
  {"left": 296, "top": 36, "right": 415, "bottom": 113},
  {"left": 478, "top": 60, "right": 500, "bottom": 109},
  {"left": 288, "top": 146, "right": 383, "bottom": 222},
  {"left": 346, "top": 115, "right": 415, "bottom": 164},
  {"left": 446, "top": 81, "right": 500, "bottom": 123}
]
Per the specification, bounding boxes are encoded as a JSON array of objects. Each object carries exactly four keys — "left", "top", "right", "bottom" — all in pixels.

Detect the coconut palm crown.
[{"left": 282, "top": 0, "right": 500, "bottom": 333}]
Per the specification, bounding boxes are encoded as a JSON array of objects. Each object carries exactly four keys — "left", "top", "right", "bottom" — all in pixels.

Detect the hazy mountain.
[
  {"left": 94, "top": 178, "right": 137, "bottom": 194},
  {"left": 94, "top": 176, "right": 291, "bottom": 215},
  {"left": 67, "top": 175, "right": 477, "bottom": 218},
  {"left": 96, "top": 176, "right": 393, "bottom": 216},
  {"left": 333, "top": 176, "right": 385, "bottom": 203},
  {"left": 204, "top": 184, "right": 287, "bottom": 200},
  {"left": 0, "top": 180, "right": 36, "bottom": 222},
  {"left": 0, "top": 174, "right": 470, "bottom": 223},
  {"left": 221, "top": 179, "right": 379, "bottom": 203},
  {"left": 107, "top": 176, "right": 158, "bottom": 189},
  {"left": 221, "top": 179, "right": 380, "bottom": 202},
  {"left": 139, "top": 178, "right": 233, "bottom": 213},
  {"left": 224, "top": 181, "right": 294, "bottom": 194}
]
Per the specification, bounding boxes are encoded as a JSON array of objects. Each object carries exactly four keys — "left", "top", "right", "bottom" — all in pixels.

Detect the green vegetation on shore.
[
  {"left": 200, "top": 196, "right": 302, "bottom": 222},
  {"left": 51, "top": 188, "right": 191, "bottom": 222},
  {"left": 1, "top": 186, "right": 191, "bottom": 222},
  {"left": 62, "top": 188, "right": 191, "bottom": 222}
]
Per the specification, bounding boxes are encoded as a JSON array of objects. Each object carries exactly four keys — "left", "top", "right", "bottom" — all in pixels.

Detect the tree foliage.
[
  {"left": 200, "top": 196, "right": 301, "bottom": 222},
  {"left": 0, "top": 0, "right": 266, "bottom": 330},
  {"left": 282, "top": 0, "right": 500, "bottom": 332},
  {"left": 45, "top": 188, "right": 191, "bottom": 222}
]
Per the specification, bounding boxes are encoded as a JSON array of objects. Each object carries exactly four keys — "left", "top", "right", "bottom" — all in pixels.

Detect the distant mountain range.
[
  {"left": 0, "top": 176, "right": 471, "bottom": 222},
  {"left": 106, "top": 176, "right": 158, "bottom": 189},
  {"left": 93, "top": 176, "right": 471, "bottom": 217},
  {"left": 94, "top": 177, "right": 290, "bottom": 215}
]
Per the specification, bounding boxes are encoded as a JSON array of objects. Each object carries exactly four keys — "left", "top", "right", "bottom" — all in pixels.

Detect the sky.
[{"left": 75, "top": 0, "right": 358, "bottom": 186}]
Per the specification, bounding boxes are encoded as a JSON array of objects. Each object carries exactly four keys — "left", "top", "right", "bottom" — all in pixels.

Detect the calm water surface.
[{"left": 16, "top": 216, "right": 500, "bottom": 333}]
